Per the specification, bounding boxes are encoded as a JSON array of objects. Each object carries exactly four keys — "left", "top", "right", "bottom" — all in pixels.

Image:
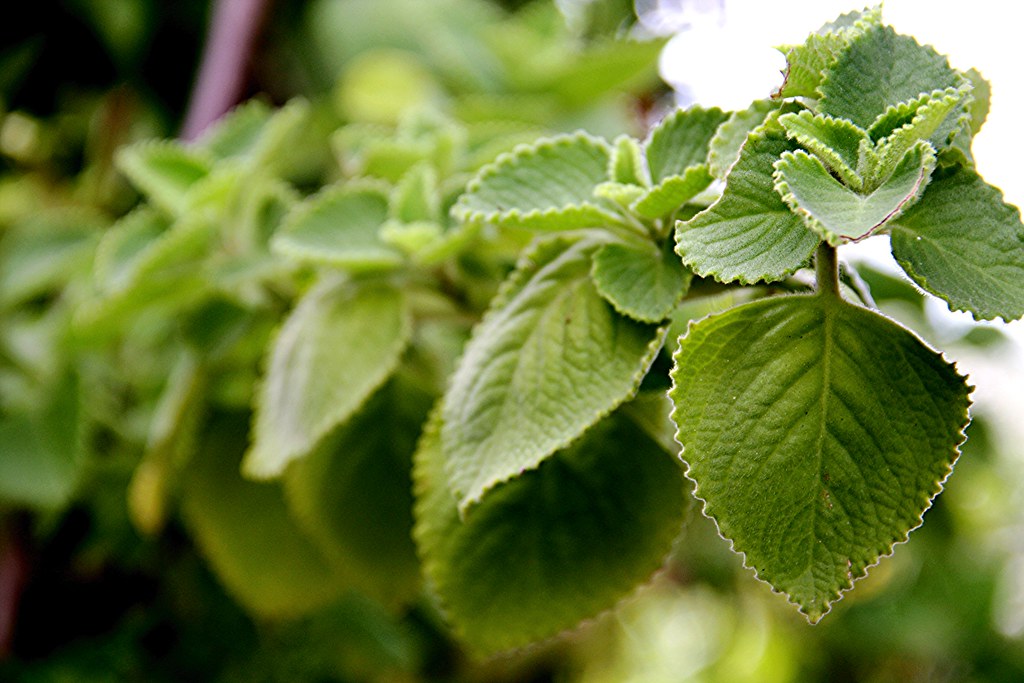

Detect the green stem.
[{"left": 815, "top": 242, "right": 840, "bottom": 299}]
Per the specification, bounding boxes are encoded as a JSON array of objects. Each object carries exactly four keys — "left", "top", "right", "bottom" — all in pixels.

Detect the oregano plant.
[{"left": 7, "top": 3, "right": 1023, "bottom": 669}]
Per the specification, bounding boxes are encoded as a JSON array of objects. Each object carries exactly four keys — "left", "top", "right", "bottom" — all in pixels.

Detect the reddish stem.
[
  {"left": 0, "top": 523, "right": 28, "bottom": 658},
  {"left": 180, "top": 0, "right": 272, "bottom": 140}
]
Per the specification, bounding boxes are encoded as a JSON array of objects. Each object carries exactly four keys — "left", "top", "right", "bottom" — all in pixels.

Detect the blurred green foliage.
[{"left": 1, "top": 1, "right": 1022, "bottom": 681}]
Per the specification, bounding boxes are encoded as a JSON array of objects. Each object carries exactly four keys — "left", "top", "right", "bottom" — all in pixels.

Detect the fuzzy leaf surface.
[
  {"left": 415, "top": 409, "right": 686, "bottom": 655},
  {"left": 441, "top": 237, "right": 665, "bottom": 510},
  {"left": 889, "top": 166, "right": 1024, "bottom": 321},
  {"left": 115, "top": 140, "right": 213, "bottom": 216},
  {"left": 778, "top": 110, "right": 869, "bottom": 189},
  {"left": 244, "top": 277, "right": 411, "bottom": 478},
  {"left": 645, "top": 106, "right": 728, "bottom": 183},
  {"left": 708, "top": 100, "right": 781, "bottom": 179},
  {"left": 591, "top": 240, "right": 692, "bottom": 322},
  {"left": 818, "top": 25, "right": 963, "bottom": 130},
  {"left": 669, "top": 294, "right": 971, "bottom": 621},
  {"left": 631, "top": 167, "right": 714, "bottom": 220},
  {"left": 452, "top": 133, "right": 622, "bottom": 230},
  {"left": 272, "top": 185, "right": 404, "bottom": 271},
  {"left": 773, "top": 142, "right": 934, "bottom": 245},
  {"left": 675, "top": 126, "right": 819, "bottom": 284}
]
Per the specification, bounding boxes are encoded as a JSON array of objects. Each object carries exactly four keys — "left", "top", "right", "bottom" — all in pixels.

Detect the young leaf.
[
  {"left": 244, "top": 277, "right": 412, "bottom": 479},
  {"left": 889, "top": 166, "right": 1024, "bottom": 321},
  {"left": 773, "top": 141, "right": 935, "bottom": 245},
  {"left": 390, "top": 163, "right": 441, "bottom": 224},
  {"left": 609, "top": 134, "right": 649, "bottom": 186},
  {"left": 441, "top": 237, "right": 665, "bottom": 511},
  {"left": 452, "top": 132, "right": 623, "bottom": 231},
  {"left": 773, "top": 7, "right": 882, "bottom": 100},
  {"left": 778, "top": 110, "right": 869, "bottom": 190},
  {"left": 871, "top": 86, "right": 968, "bottom": 175},
  {"left": 708, "top": 100, "right": 782, "bottom": 179},
  {"left": 181, "top": 414, "right": 346, "bottom": 618},
  {"left": 644, "top": 106, "right": 728, "bottom": 183},
  {"left": 675, "top": 125, "right": 819, "bottom": 284},
  {"left": 115, "top": 140, "right": 214, "bottom": 216},
  {"left": 631, "top": 167, "right": 715, "bottom": 220},
  {"left": 818, "top": 25, "right": 964, "bottom": 130},
  {"left": 669, "top": 294, "right": 971, "bottom": 621},
  {"left": 271, "top": 184, "right": 404, "bottom": 271},
  {"left": 284, "top": 381, "right": 431, "bottom": 606},
  {"left": 590, "top": 239, "right": 692, "bottom": 322},
  {"left": 415, "top": 408, "right": 687, "bottom": 655}
]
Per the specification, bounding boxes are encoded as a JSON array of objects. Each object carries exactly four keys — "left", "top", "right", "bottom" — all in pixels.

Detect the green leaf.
[
  {"left": 708, "top": 100, "right": 782, "bottom": 180},
  {"left": 390, "top": 163, "right": 440, "bottom": 224},
  {"left": 271, "top": 184, "right": 404, "bottom": 271},
  {"left": 284, "top": 380, "right": 431, "bottom": 605},
  {"left": 414, "top": 408, "right": 687, "bottom": 655},
  {"left": 644, "top": 106, "right": 728, "bottom": 183},
  {"left": 590, "top": 239, "right": 692, "bottom": 322},
  {"left": 773, "top": 141, "right": 935, "bottom": 245},
  {"left": 669, "top": 294, "right": 971, "bottom": 621},
  {"left": 115, "top": 140, "right": 214, "bottom": 216},
  {"left": 675, "top": 125, "right": 819, "bottom": 284},
  {"left": 609, "top": 135, "right": 648, "bottom": 186},
  {"left": 870, "top": 86, "right": 968, "bottom": 175},
  {"left": 773, "top": 7, "right": 882, "bottom": 100},
  {"left": 244, "top": 277, "right": 412, "bottom": 478},
  {"left": 181, "top": 414, "right": 345, "bottom": 618},
  {"left": 818, "top": 25, "right": 964, "bottom": 130},
  {"left": 452, "top": 132, "right": 623, "bottom": 230},
  {"left": 195, "top": 100, "right": 274, "bottom": 160},
  {"left": 0, "top": 374, "right": 82, "bottom": 510},
  {"left": 441, "top": 237, "right": 665, "bottom": 511},
  {"left": 778, "top": 110, "right": 869, "bottom": 190},
  {"left": 631, "top": 167, "right": 715, "bottom": 220},
  {"left": 889, "top": 166, "right": 1024, "bottom": 321}
]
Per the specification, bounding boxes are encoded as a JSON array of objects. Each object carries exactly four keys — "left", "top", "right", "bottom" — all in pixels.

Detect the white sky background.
[{"left": 644, "top": 0, "right": 1024, "bottom": 444}]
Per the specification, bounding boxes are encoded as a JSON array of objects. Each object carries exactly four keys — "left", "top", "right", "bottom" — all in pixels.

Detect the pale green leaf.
[
  {"left": 644, "top": 106, "right": 728, "bottom": 183},
  {"left": 889, "top": 166, "right": 1024, "bottom": 321},
  {"left": 181, "top": 414, "right": 345, "bottom": 618},
  {"left": 609, "top": 135, "right": 649, "bottom": 186},
  {"left": 441, "top": 237, "right": 665, "bottom": 511},
  {"left": 593, "top": 181, "right": 646, "bottom": 209},
  {"left": 452, "top": 132, "right": 623, "bottom": 230},
  {"left": 195, "top": 100, "right": 273, "bottom": 160},
  {"left": 675, "top": 125, "right": 819, "bottom": 284},
  {"left": 773, "top": 7, "right": 882, "bottom": 99},
  {"left": 244, "top": 277, "right": 412, "bottom": 478},
  {"left": 591, "top": 239, "right": 692, "bottom": 322},
  {"left": 415, "top": 408, "right": 687, "bottom": 655},
  {"left": 115, "top": 140, "right": 214, "bottom": 216},
  {"left": 284, "top": 380, "right": 431, "bottom": 606},
  {"left": 272, "top": 184, "right": 404, "bottom": 271},
  {"left": 818, "top": 25, "right": 964, "bottom": 130},
  {"left": 631, "top": 166, "right": 715, "bottom": 220},
  {"left": 669, "top": 294, "right": 971, "bottom": 621},
  {"left": 391, "top": 163, "right": 441, "bottom": 224},
  {"left": 708, "top": 100, "right": 781, "bottom": 180},
  {"left": 871, "top": 86, "right": 968, "bottom": 175},
  {"left": 778, "top": 110, "right": 869, "bottom": 190},
  {"left": 773, "top": 142, "right": 935, "bottom": 245}
]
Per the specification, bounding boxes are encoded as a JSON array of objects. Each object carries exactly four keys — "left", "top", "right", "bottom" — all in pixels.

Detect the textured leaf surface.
[
  {"left": 669, "top": 294, "right": 971, "bottom": 620},
  {"left": 819, "top": 25, "right": 963, "bottom": 129},
  {"left": 284, "top": 381, "right": 431, "bottom": 605},
  {"left": 778, "top": 110, "right": 869, "bottom": 189},
  {"left": 272, "top": 185, "right": 404, "bottom": 271},
  {"left": 591, "top": 240, "right": 692, "bottom": 322},
  {"left": 441, "top": 237, "right": 665, "bottom": 510},
  {"left": 115, "top": 140, "right": 213, "bottom": 216},
  {"left": 452, "top": 133, "right": 622, "bottom": 230},
  {"left": 870, "top": 87, "right": 966, "bottom": 174},
  {"left": 889, "top": 166, "right": 1024, "bottom": 321},
  {"left": 610, "top": 135, "right": 648, "bottom": 186},
  {"left": 182, "top": 415, "right": 344, "bottom": 618},
  {"left": 675, "top": 126, "right": 819, "bottom": 284},
  {"left": 774, "top": 142, "right": 934, "bottom": 245},
  {"left": 773, "top": 7, "right": 881, "bottom": 99},
  {"left": 644, "top": 106, "right": 728, "bottom": 182},
  {"left": 415, "top": 409, "right": 686, "bottom": 655},
  {"left": 708, "top": 100, "right": 780, "bottom": 179},
  {"left": 631, "top": 167, "right": 714, "bottom": 220},
  {"left": 244, "top": 277, "right": 411, "bottom": 478}
]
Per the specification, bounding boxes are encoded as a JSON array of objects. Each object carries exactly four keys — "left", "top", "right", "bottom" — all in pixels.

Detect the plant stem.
[
  {"left": 815, "top": 242, "right": 840, "bottom": 299},
  {"left": 180, "top": 0, "right": 272, "bottom": 140}
]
